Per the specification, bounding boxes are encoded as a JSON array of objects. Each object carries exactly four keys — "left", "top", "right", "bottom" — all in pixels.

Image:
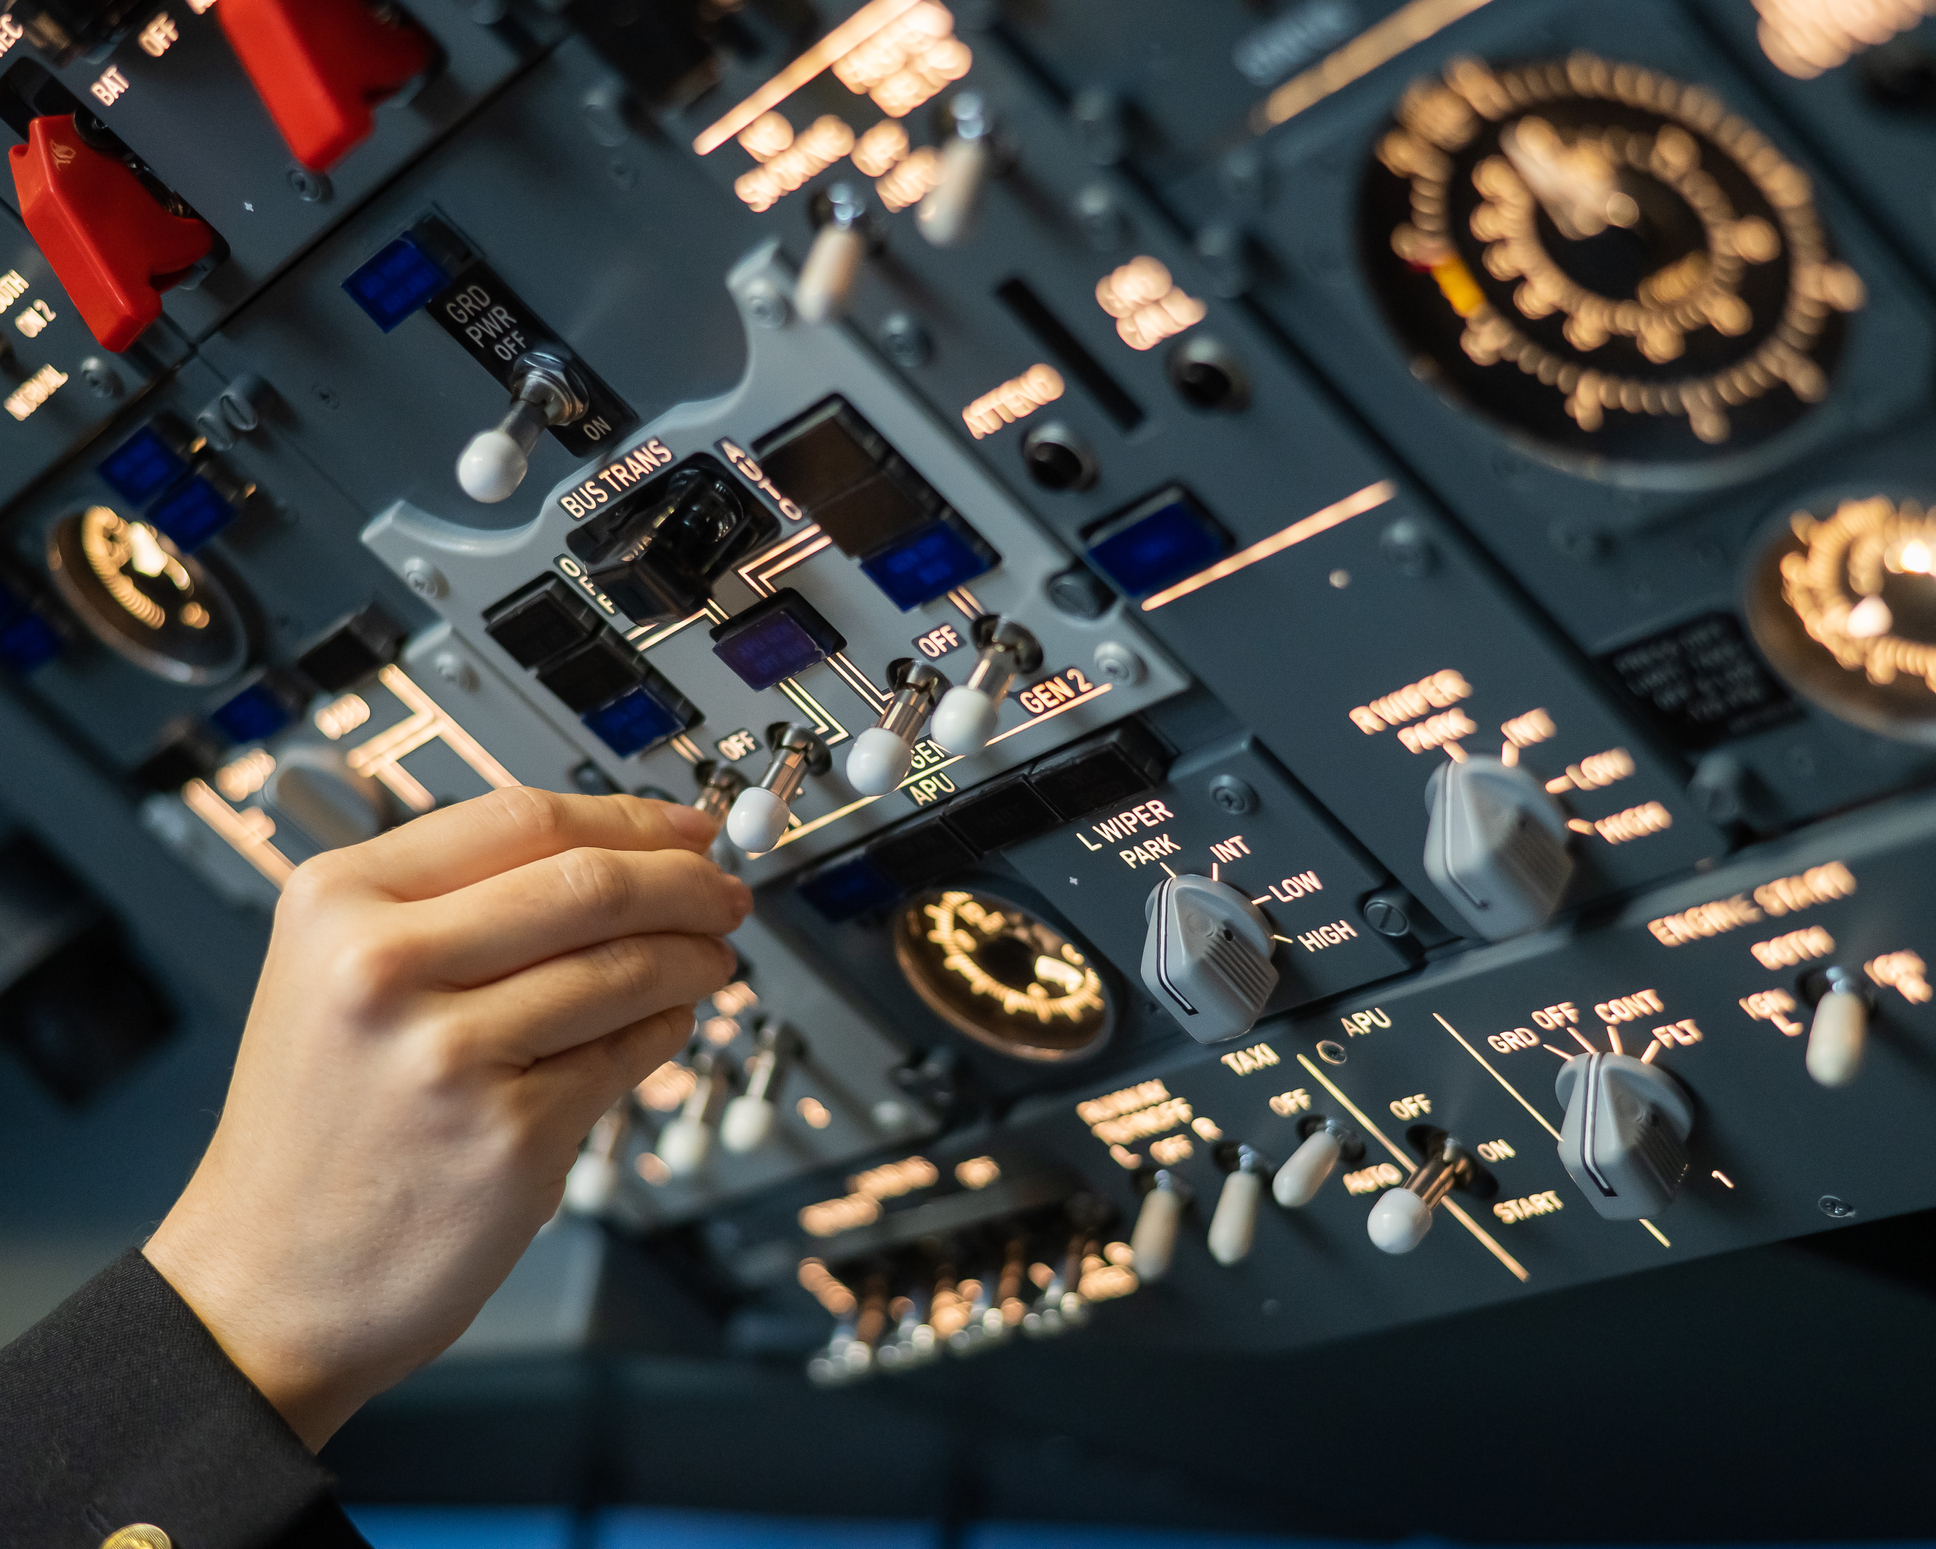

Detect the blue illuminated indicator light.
[
  {"left": 582, "top": 685, "right": 686, "bottom": 757},
  {"left": 859, "top": 519, "right": 996, "bottom": 611},
  {"left": 148, "top": 477, "right": 238, "bottom": 552},
  {"left": 97, "top": 425, "right": 188, "bottom": 505},
  {"left": 343, "top": 234, "right": 453, "bottom": 333},
  {"left": 0, "top": 584, "right": 59, "bottom": 672},
  {"left": 710, "top": 589, "right": 845, "bottom": 692},
  {"left": 212, "top": 682, "right": 294, "bottom": 744},
  {"left": 1084, "top": 490, "right": 1229, "bottom": 599},
  {"left": 798, "top": 853, "right": 902, "bottom": 922}
]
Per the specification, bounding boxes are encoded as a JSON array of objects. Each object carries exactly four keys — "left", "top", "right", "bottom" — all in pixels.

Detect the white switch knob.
[
  {"left": 1273, "top": 1126, "right": 1344, "bottom": 1208},
  {"left": 659, "top": 1055, "right": 721, "bottom": 1177},
  {"left": 720, "top": 1021, "right": 797, "bottom": 1154},
  {"left": 718, "top": 1095, "right": 774, "bottom": 1154},
  {"left": 796, "top": 185, "right": 869, "bottom": 324},
  {"left": 1807, "top": 975, "right": 1869, "bottom": 1088},
  {"left": 845, "top": 660, "right": 946, "bottom": 795},
  {"left": 1207, "top": 1148, "right": 1267, "bottom": 1266},
  {"left": 1367, "top": 1188, "right": 1434, "bottom": 1254},
  {"left": 1141, "top": 873, "right": 1279, "bottom": 1044},
  {"left": 456, "top": 428, "right": 531, "bottom": 504},
  {"left": 562, "top": 1102, "right": 630, "bottom": 1216},
  {"left": 917, "top": 94, "right": 994, "bottom": 248},
  {"left": 454, "top": 350, "right": 587, "bottom": 504},
  {"left": 728, "top": 723, "right": 830, "bottom": 854},
  {"left": 932, "top": 616, "right": 1042, "bottom": 756},
  {"left": 1130, "top": 1169, "right": 1189, "bottom": 1281}
]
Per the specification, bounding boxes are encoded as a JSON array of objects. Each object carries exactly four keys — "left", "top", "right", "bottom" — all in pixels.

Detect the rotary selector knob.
[
  {"left": 932, "top": 616, "right": 1043, "bottom": 755},
  {"left": 1273, "top": 1121, "right": 1355, "bottom": 1208},
  {"left": 1141, "top": 874, "right": 1279, "bottom": 1045},
  {"left": 1555, "top": 1053, "right": 1693, "bottom": 1219},
  {"left": 728, "top": 723, "right": 831, "bottom": 853},
  {"left": 456, "top": 351, "right": 588, "bottom": 504},
  {"left": 1130, "top": 1168, "right": 1190, "bottom": 1282},
  {"left": 1806, "top": 970, "right": 1871, "bottom": 1088},
  {"left": 720, "top": 1023, "right": 799, "bottom": 1154},
  {"left": 1207, "top": 1146, "right": 1270, "bottom": 1266},
  {"left": 847, "top": 660, "right": 948, "bottom": 795},
  {"left": 796, "top": 183, "right": 870, "bottom": 325},
  {"left": 1367, "top": 1138, "right": 1477, "bottom": 1254},
  {"left": 918, "top": 93, "right": 995, "bottom": 248},
  {"left": 1423, "top": 755, "right": 1574, "bottom": 940}
]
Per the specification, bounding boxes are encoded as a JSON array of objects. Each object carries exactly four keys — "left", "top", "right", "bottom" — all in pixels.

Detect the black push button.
[
  {"left": 484, "top": 576, "right": 602, "bottom": 670},
  {"left": 1027, "top": 722, "right": 1171, "bottom": 821},
  {"left": 754, "top": 396, "right": 942, "bottom": 558},
  {"left": 868, "top": 814, "right": 978, "bottom": 889},
  {"left": 536, "top": 634, "right": 646, "bottom": 714},
  {"left": 297, "top": 603, "right": 407, "bottom": 692},
  {"left": 942, "top": 773, "right": 1060, "bottom": 852}
]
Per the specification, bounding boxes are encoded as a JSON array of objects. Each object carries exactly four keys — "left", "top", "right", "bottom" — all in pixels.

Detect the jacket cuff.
[{"left": 0, "top": 1248, "right": 367, "bottom": 1549}]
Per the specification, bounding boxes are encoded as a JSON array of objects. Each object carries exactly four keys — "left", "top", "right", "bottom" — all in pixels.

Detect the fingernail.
[{"left": 662, "top": 803, "right": 719, "bottom": 843}]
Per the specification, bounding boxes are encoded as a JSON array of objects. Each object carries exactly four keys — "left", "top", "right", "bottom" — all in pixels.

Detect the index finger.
[{"left": 338, "top": 788, "right": 719, "bottom": 901}]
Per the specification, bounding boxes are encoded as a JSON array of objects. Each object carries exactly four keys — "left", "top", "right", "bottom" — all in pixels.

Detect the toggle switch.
[
  {"left": 932, "top": 616, "right": 1043, "bottom": 755},
  {"left": 728, "top": 722, "right": 831, "bottom": 853},
  {"left": 917, "top": 93, "right": 996, "bottom": 248},
  {"left": 1423, "top": 755, "right": 1574, "bottom": 941},
  {"left": 1130, "top": 1167, "right": 1191, "bottom": 1282},
  {"left": 1273, "top": 1119, "right": 1359, "bottom": 1208},
  {"left": 563, "top": 1102, "right": 632, "bottom": 1216},
  {"left": 456, "top": 350, "right": 589, "bottom": 504},
  {"left": 658, "top": 1051, "right": 724, "bottom": 1177},
  {"left": 692, "top": 759, "right": 749, "bottom": 827},
  {"left": 1367, "top": 1136, "right": 1478, "bottom": 1254},
  {"left": 847, "top": 659, "right": 948, "bottom": 795},
  {"left": 1207, "top": 1145, "right": 1270, "bottom": 1266},
  {"left": 1555, "top": 1053, "right": 1693, "bottom": 1220},
  {"left": 1141, "top": 873, "right": 1279, "bottom": 1045},
  {"left": 1806, "top": 968, "right": 1871, "bottom": 1088},
  {"left": 720, "top": 1021, "right": 800, "bottom": 1154},
  {"left": 219, "top": 0, "right": 436, "bottom": 172},
  {"left": 10, "top": 116, "right": 216, "bottom": 353},
  {"left": 796, "top": 183, "right": 871, "bottom": 325}
]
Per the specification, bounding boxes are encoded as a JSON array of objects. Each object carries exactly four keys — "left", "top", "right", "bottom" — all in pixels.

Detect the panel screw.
[
  {"left": 878, "top": 312, "right": 931, "bottom": 368},
  {"left": 1550, "top": 523, "right": 1608, "bottom": 562},
  {"left": 1380, "top": 518, "right": 1438, "bottom": 577},
  {"left": 1363, "top": 896, "right": 1411, "bottom": 937},
  {"left": 286, "top": 166, "right": 332, "bottom": 204},
  {"left": 78, "top": 356, "right": 123, "bottom": 400},
  {"left": 403, "top": 558, "right": 447, "bottom": 599},
  {"left": 1046, "top": 565, "right": 1113, "bottom": 619},
  {"left": 1818, "top": 1195, "right": 1857, "bottom": 1219},
  {"left": 743, "top": 280, "right": 790, "bottom": 330},
  {"left": 1209, "top": 774, "right": 1256, "bottom": 815},
  {"left": 433, "top": 651, "right": 476, "bottom": 691},
  {"left": 1072, "top": 183, "right": 1128, "bottom": 251},
  {"left": 1093, "top": 641, "right": 1145, "bottom": 685}
]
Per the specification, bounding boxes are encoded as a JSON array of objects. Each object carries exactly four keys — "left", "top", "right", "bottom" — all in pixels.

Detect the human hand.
[{"left": 142, "top": 788, "right": 750, "bottom": 1450}]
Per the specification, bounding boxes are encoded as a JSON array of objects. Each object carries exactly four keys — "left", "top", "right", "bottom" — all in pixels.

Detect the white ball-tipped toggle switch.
[
  {"left": 1141, "top": 873, "right": 1280, "bottom": 1045},
  {"left": 1131, "top": 1168, "right": 1190, "bottom": 1281},
  {"left": 1208, "top": 1146, "right": 1269, "bottom": 1266},
  {"left": 720, "top": 1022, "right": 798, "bottom": 1154},
  {"left": 795, "top": 183, "right": 869, "bottom": 325},
  {"left": 1423, "top": 755, "right": 1575, "bottom": 941},
  {"left": 1367, "top": 1138, "right": 1475, "bottom": 1254},
  {"left": 918, "top": 93, "right": 995, "bottom": 248},
  {"left": 728, "top": 723, "right": 830, "bottom": 853},
  {"left": 563, "top": 1102, "right": 631, "bottom": 1216},
  {"left": 455, "top": 350, "right": 588, "bottom": 504},
  {"left": 933, "top": 616, "right": 1043, "bottom": 755},
  {"left": 658, "top": 1055, "right": 722, "bottom": 1178},
  {"left": 1274, "top": 1122, "right": 1351, "bottom": 1208},
  {"left": 1555, "top": 1053, "right": 1693, "bottom": 1219},
  {"left": 846, "top": 660, "right": 947, "bottom": 795},
  {"left": 1806, "top": 970, "right": 1870, "bottom": 1088}
]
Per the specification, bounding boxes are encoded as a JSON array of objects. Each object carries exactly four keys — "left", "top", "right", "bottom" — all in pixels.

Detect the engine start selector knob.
[
  {"left": 728, "top": 723, "right": 831, "bottom": 854},
  {"left": 932, "top": 616, "right": 1043, "bottom": 756},
  {"left": 1555, "top": 1052, "right": 1693, "bottom": 1219},
  {"left": 846, "top": 660, "right": 948, "bottom": 795}
]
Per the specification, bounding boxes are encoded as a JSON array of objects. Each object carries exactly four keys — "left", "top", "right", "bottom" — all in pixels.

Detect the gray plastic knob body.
[
  {"left": 1555, "top": 1053, "right": 1694, "bottom": 1220},
  {"left": 1423, "top": 755, "right": 1574, "bottom": 941},
  {"left": 1140, "top": 873, "right": 1279, "bottom": 1044}
]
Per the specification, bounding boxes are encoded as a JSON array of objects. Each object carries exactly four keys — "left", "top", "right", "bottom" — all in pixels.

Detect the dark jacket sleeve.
[{"left": 0, "top": 1248, "right": 369, "bottom": 1549}]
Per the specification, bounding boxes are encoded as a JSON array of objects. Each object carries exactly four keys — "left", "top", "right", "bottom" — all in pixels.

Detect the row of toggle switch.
[{"left": 719, "top": 617, "right": 1044, "bottom": 855}]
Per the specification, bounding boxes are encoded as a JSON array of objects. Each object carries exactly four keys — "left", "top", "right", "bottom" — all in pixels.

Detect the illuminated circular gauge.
[
  {"left": 46, "top": 506, "right": 248, "bottom": 684},
  {"left": 893, "top": 888, "right": 1113, "bottom": 1062},
  {"left": 1360, "top": 52, "right": 1865, "bottom": 469},
  {"left": 1745, "top": 494, "right": 1936, "bottom": 740}
]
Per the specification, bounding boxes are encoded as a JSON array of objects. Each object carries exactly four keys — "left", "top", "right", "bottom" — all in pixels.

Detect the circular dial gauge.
[
  {"left": 1746, "top": 494, "right": 1936, "bottom": 740},
  {"left": 894, "top": 888, "right": 1113, "bottom": 1062},
  {"left": 1360, "top": 52, "right": 1865, "bottom": 468},
  {"left": 47, "top": 506, "right": 248, "bottom": 684}
]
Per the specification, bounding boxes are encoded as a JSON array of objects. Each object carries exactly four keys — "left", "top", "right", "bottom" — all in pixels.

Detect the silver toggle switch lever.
[
  {"left": 1556, "top": 1052, "right": 1693, "bottom": 1219},
  {"left": 796, "top": 182, "right": 871, "bottom": 325},
  {"left": 1367, "top": 1136, "right": 1476, "bottom": 1254},
  {"left": 720, "top": 1021, "right": 800, "bottom": 1154},
  {"left": 659, "top": 1050, "right": 727, "bottom": 1177},
  {"left": 1141, "top": 873, "right": 1279, "bottom": 1045},
  {"left": 847, "top": 659, "right": 948, "bottom": 795},
  {"left": 932, "top": 616, "right": 1043, "bottom": 755},
  {"left": 455, "top": 349, "right": 588, "bottom": 504},
  {"left": 692, "top": 758, "right": 749, "bottom": 827},
  {"left": 918, "top": 92, "right": 995, "bottom": 248},
  {"left": 728, "top": 723, "right": 830, "bottom": 854}
]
